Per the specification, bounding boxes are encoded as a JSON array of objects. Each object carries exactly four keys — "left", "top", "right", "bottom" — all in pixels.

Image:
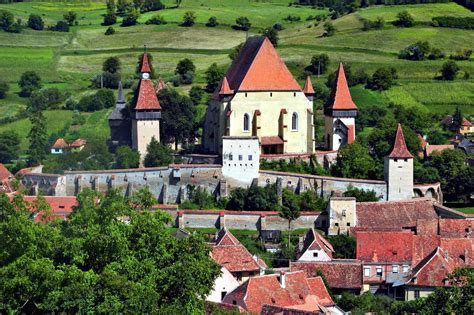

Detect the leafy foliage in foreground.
[{"left": 0, "top": 189, "right": 220, "bottom": 313}]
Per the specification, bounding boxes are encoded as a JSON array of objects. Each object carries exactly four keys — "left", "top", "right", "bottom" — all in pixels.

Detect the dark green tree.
[
  {"left": 395, "top": 10, "right": 414, "bottom": 27},
  {"left": 366, "top": 67, "right": 394, "bottom": 91},
  {"left": 63, "top": 11, "right": 77, "bottom": 26},
  {"left": 115, "top": 146, "right": 140, "bottom": 169},
  {"left": 278, "top": 189, "right": 301, "bottom": 247},
  {"left": 310, "top": 54, "right": 330, "bottom": 75},
  {"left": 27, "top": 111, "right": 48, "bottom": 165},
  {"left": 205, "top": 63, "right": 224, "bottom": 92},
  {"left": 103, "top": 12, "right": 117, "bottom": 26},
  {"left": 104, "top": 26, "right": 115, "bottom": 35},
  {"left": 175, "top": 58, "right": 196, "bottom": 77},
  {"left": 103, "top": 56, "right": 121, "bottom": 73},
  {"left": 131, "top": 186, "right": 156, "bottom": 209},
  {"left": 0, "top": 131, "right": 20, "bottom": 163},
  {"left": 343, "top": 186, "right": 379, "bottom": 202},
  {"left": 28, "top": 14, "right": 44, "bottom": 30},
  {"left": 144, "top": 137, "right": 173, "bottom": 167},
  {"left": 206, "top": 16, "right": 218, "bottom": 27},
  {"left": 51, "top": 20, "right": 70, "bottom": 32},
  {"left": 189, "top": 86, "right": 204, "bottom": 105},
  {"left": 0, "top": 10, "right": 14, "bottom": 32},
  {"left": 121, "top": 9, "right": 140, "bottom": 26},
  {"left": 332, "top": 142, "right": 374, "bottom": 179},
  {"left": 18, "top": 71, "right": 42, "bottom": 97},
  {"left": 234, "top": 16, "right": 251, "bottom": 31},
  {"left": 229, "top": 43, "right": 243, "bottom": 61},
  {"left": 181, "top": 11, "right": 196, "bottom": 26},
  {"left": 440, "top": 60, "right": 459, "bottom": 80},
  {"left": 0, "top": 80, "right": 9, "bottom": 99},
  {"left": 323, "top": 21, "right": 336, "bottom": 36},
  {"left": 452, "top": 106, "right": 463, "bottom": 131},
  {"left": 261, "top": 27, "right": 279, "bottom": 46}
]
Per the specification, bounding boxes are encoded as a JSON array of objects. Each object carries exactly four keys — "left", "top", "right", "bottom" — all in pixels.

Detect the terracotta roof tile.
[
  {"left": 439, "top": 219, "right": 473, "bottom": 238},
  {"left": 155, "top": 79, "right": 166, "bottom": 93},
  {"left": 215, "top": 228, "right": 241, "bottom": 246},
  {"left": 462, "top": 117, "right": 472, "bottom": 127},
  {"left": 135, "top": 79, "right": 161, "bottom": 110},
  {"left": 70, "top": 139, "right": 87, "bottom": 148},
  {"left": 300, "top": 229, "right": 334, "bottom": 258},
  {"left": 409, "top": 247, "right": 457, "bottom": 287},
  {"left": 21, "top": 196, "right": 77, "bottom": 223},
  {"left": 425, "top": 144, "right": 454, "bottom": 157},
  {"left": 140, "top": 53, "right": 151, "bottom": 73},
  {"left": 261, "top": 136, "right": 284, "bottom": 145},
  {"left": 418, "top": 134, "right": 428, "bottom": 150},
  {"left": 224, "top": 36, "right": 301, "bottom": 92},
  {"left": 326, "top": 63, "right": 357, "bottom": 111},
  {"left": 0, "top": 164, "right": 12, "bottom": 182},
  {"left": 388, "top": 124, "right": 413, "bottom": 158},
  {"left": 52, "top": 138, "right": 68, "bottom": 149},
  {"left": 306, "top": 276, "right": 334, "bottom": 306},
  {"left": 211, "top": 245, "right": 262, "bottom": 273},
  {"left": 291, "top": 261, "right": 362, "bottom": 289},
  {"left": 303, "top": 76, "right": 315, "bottom": 95},
  {"left": 219, "top": 76, "right": 234, "bottom": 95},
  {"left": 356, "top": 230, "right": 414, "bottom": 263}
]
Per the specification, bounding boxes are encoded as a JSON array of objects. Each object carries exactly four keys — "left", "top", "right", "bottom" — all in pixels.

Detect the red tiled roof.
[
  {"left": 418, "top": 134, "right": 428, "bottom": 150},
  {"left": 223, "top": 271, "right": 333, "bottom": 314},
  {"left": 425, "top": 144, "right": 454, "bottom": 157},
  {"left": 141, "top": 53, "right": 151, "bottom": 73},
  {"left": 21, "top": 196, "right": 77, "bottom": 223},
  {"left": 356, "top": 199, "right": 438, "bottom": 231},
  {"left": 0, "top": 163, "right": 12, "bottom": 182},
  {"left": 16, "top": 167, "right": 34, "bottom": 176},
  {"left": 219, "top": 76, "right": 234, "bottom": 95},
  {"left": 462, "top": 117, "right": 472, "bottom": 127},
  {"left": 215, "top": 228, "right": 241, "bottom": 246},
  {"left": 52, "top": 138, "right": 68, "bottom": 149},
  {"left": 135, "top": 79, "right": 161, "bottom": 110},
  {"left": 412, "top": 235, "right": 440, "bottom": 266},
  {"left": 155, "top": 79, "right": 166, "bottom": 93},
  {"left": 409, "top": 247, "right": 457, "bottom": 287},
  {"left": 224, "top": 37, "right": 301, "bottom": 92},
  {"left": 300, "top": 229, "right": 334, "bottom": 258},
  {"left": 348, "top": 125, "right": 355, "bottom": 144},
  {"left": 356, "top": 230, "right": 414, "bottom": 263},
  {"left": 291, "top": 261, "right": 362, "bottom": 289},
  {"left": 211, "top": 245, "right": 262, "bottom": 273},
  {"left": 303, "top": 76, "right": 315, "bottom": 95},
  {"left": 388, "top": 124, "right": 413, "bottom": 158},
  {"left": 326, "top": 63, "right": 357, "bottom": 111},
  {"left": 439, "top": 219, "right": 473, "bottom": 238},
  {"left": 261, "top": 136, "right": 284, "bottom": 146},
  {"left": 70, "top": 138, "right": 86, "bottom": 148},
  {"left": 439, "top": 238, "right": 473, "bottom": 266}
]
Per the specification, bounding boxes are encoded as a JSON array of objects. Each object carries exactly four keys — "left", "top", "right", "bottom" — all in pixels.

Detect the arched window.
[
  {"left": 243, "top": 113, "right": 250, "bottom": 132},
  {"left": 291, "top": 112, "right": 298, "bottom": 131}
]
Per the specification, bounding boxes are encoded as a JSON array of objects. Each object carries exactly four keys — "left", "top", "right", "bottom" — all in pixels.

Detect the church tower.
[
  {"left": 384, "top": 124, "right": 414, "bottom": 201},
  {"left": 107, "top": 81, "right": 131, "bottom": 151},
  {"left": 324, "top": 63, "right": 358, "bottom": 151},
  {"left": 131, "top": 53, "right": 162, "bottom": 160}
]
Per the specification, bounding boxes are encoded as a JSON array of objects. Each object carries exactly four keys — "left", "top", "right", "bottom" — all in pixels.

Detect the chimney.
[{"left": 280, "top": 271, "right": 286, "bottom": 288}]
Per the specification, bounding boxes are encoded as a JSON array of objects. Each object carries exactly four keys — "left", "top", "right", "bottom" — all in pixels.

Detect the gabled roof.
[
  {"left": 439, "top": 219, "right": 473, "bottom": 238},
  {"left": 211, "top": 245, "right": 262, "bottom": 273},
  {"left": 291, "top": 261, "right": 362, "bottom": 289},
  {"left": 425, "top": 144, "right": 454, "bottom": 157},
  {"left": 300, "top": 229, "right": 334, "bottom": 258},
  {"left": 70, "top": 139, "right": 86, "bottom": 148},
  {"left": 408, "top": 247, "right": 456, "bottom": 287},
  {"left": 219, "top": 76, "right": 234, "bottom": 95},
  {"left": 356, "top": 230, "right": 414, "bottom": 263},
  {"left": 134, "top": 79, "right": 161, "bottom": 110},
  {"left": 303, "top": 76, "right": 315, "bottom": 95},
  {"left": 155, "top": 79, "right": 166, "bottom": 93},
  {"left": 215, "top": 228, "right": 240, "bottom": 246},
  {"left": 325, "top": 63, "right": 357, "bottom": 111},
  {"left": 140, "top": 53, "right": 151, "bottom": 73},
  {"left": 52, "top": 138, "right": 68, "bottom": 149},
  {"left": 223, "top": 36, "right": 301, "bottom": 92},
  {"left": 462, "top": 117, "right": 472, "bottom": 127},
  {"left": 387, "top": 124, "right": 413, "bottom": 159},
  {"left": 0, "top": 164, "right": 12, "bottom": 182}
]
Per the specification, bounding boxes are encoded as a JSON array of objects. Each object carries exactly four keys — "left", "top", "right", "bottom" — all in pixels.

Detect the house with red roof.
[
  {"left": 51, "top": 138, "right": 68, "bottom": 154},
  {"left": 203, "top": 36, "right": 315, "bottom": 155},
  {"left": 297, "top": 228, "right": 334, "bottom": 262},
  {"left": 222, "top": 271, "right": 342, "bottom": 314},
  {"left": 442, "top": 115, "right": 474, "bottom": 135},
  {"left": 324, "top": 63, "right": 358, "bottom": 151},
  {"left": 0, "top": 164, "right": 14, "bottom": 193},
  {"left": 70, "top": 138, "right": 87, "bottom": 152}
]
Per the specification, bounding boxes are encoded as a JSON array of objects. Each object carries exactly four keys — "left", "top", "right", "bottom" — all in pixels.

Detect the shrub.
[
  {"left": 323, "top": 21, "right": 335, "bottom": 36},
  {"left": 205, "top": 63, "right": 224, "bottom": 92},
  {"left": 189, "top": 86, "right": 204, "bottom": 105},
  {"left": 432, "top": 16, "right": 474, "bottom": 29},
  {"left": 0, "top": 80, "right": 9, "bottom": 99},
  {"left": 18, "top": 71, "right": 42, "bottom": 97},
  {"left": 0, "top": 10, "right": 15, "bottom": 32},
  {"left": 121, "top": 9, "right": 139, "bottom": 27},
  {"left": 398, "top": 41, "right": 431, "bottom": 61},
  {"left": 366, "top": 67, "right": 395, "bottom": 91},
  {"left": 50, "top": 20, "right": 69, "bottom": 32},
  {"left": 63, "top": 11, "right": 77, "bottom": 26},
  {"left": 181, "top": 11, "right": 196, "bottom": 26},
  {"left": 394, "top": 10, "right": 414, "bottom": 27},
  {"left": 261, "top": 27, "right": 279, "bottom": 46},
  {"left": 104, "top": 26, "right": 115, "bottom": 35},
  {"left": 310, "top": 54, "right": 330, "bottom": 75},
  {"left": 428, "top": 48, "right": 445, "bottom": 60},
  {"left": 440, "top": 60, "right": 459, "bottom": 80},
  {"left": 284, "top": 15, "right": 301, "bottom": 22},
  {"left": 175, "top": 58, "right": 196, "bottom": 77},
  {"left": 144, "top": 137, "right": 172, "bottom": 167},
  {"left": 146, "top": 15, "right": 167, "bottom": 25},
  {"left": 234, "top": 16, "right": 251, "bottom": 31},
  {"left": 28, "top": 88, "right": 64, "bottom": 111},
  {"left": 28, "top": 14, "right": 44, "bottom": 30},
  {"left": 273, "top": 22, "right": 284, "bottom": 31},
  {"left": 103, "top": 12, "right": 117, "bottom": 26},
  {"left": 206, "top": 16, "right": 218, "bottom": 27},
  {"left": 449, "top": 49, "right": 472, "bottom": 61},
  {"left": 77, "top": 89, "right": 115, "bottom": 112},
  {"left": 140, "top": 0, "right": 165, "bottom": 13}
]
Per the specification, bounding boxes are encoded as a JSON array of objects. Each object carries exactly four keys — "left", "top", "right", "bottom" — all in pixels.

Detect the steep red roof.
[
  {"left": 300, "top": 229, "right": 334, "bottom": 258},
  {"left": 21, "top": 196, "right": 77, "bottom": 223},
  {"left": 326, "top": 63, "right": 357, "bottom": 111},
  {"left": 135, "top": 79, "right": 161, "bottom": 110},
  {"left": 439, "top": 219, "right": 473, "bottom": 238},
  {"left": 0, "top": 164, "right": 12, "bottom": 182},
  {"left": 388, "top": 124, "right": 413, "bottom": 158},
  {"left": 52, "top": 138, "right": 68, "bottom": 149},
  {"left": 356, "top": 230, "right": 414, "bottom": 263},
  {"left": 211, "top": 245, "right": 263, "bottom": 273},
  {"left": 224, "top": 36, "right": 301, "bottom": 92},
  {"left": 70, "top": 139, "right": 86, "bottom": 148},
  {"left": 291, "top": 261, "right": 362, "bottom": 289},
  {"left": 408, "top": 247, "right": 457, "bottom": 287},
  {"left": 155, "top": 79, "right": 166, "bottom": 93},
  {"left": 303, "top": 76, "right": 315, "bottom": 95},
  {"left": 140, "top": 53, "right": 151, "bottom": 73},
  {"left": 462, "top": 117, "right": 472, "bottom": 127},
  {"left": 215, "top": 228, "right": 241, "bottom": 246},
  {"left": 356, "top": 199, "right": 438, "bottom": 231},
  {"left": 219, "top": 76, "right": 234, "bottom": 95},
  {"left": 223, "top": 272, "right": 333, "bottom": 314}
]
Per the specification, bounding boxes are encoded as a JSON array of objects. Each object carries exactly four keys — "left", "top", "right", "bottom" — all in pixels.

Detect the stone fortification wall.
[
  {"left": 176, "top": 210, "right": 323, "bottom": 231},
  {"left": 258, "top": 170, "right": 388, "bottom": 200},
  {"left": 261, "top": 151, "right": 338, "bottom": 169},
  {"left": 20, "top": 173, "right": 65, "bottom": 196}
]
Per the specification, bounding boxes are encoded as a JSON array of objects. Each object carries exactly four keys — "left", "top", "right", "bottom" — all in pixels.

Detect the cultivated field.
[{"left": 0, "top": 1, "right": 472, "bottom": 146}]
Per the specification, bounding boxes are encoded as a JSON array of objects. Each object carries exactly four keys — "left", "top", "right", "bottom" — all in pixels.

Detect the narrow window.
[
  {"left": 392, "top": 265, "right": 399, "bottom": 273},
  {"left": 414, "top": 290, "right": 420, "bottom": 299},
  {"left": 238, "top": 155, "right": 243, "bottom": 161},
  {"left": 364, "top": 267, "right": 370, "bottom": 277},
  {"left": 291, "top": 112, "right": 298, "bottom": 131},
  {"left": 342, "top": 209, "right": 346, "bottom": 217},
  {"left": 403, "top": 265, "right": 409, "bottom": 273},
  {"left": 229, "top": 154, "right": 233, "bottom": 161},
  {"left": 221, "top": 291, "right": 227, "bottom": 301},
  {"left": 248, "top": 155, "right": 252, "bottom": 161},
  {"left": 376, "top": 266, "right": 383, "bottom": 276},
  {"left": 243, "top": 114, "right": 250, "bottom": 132}
]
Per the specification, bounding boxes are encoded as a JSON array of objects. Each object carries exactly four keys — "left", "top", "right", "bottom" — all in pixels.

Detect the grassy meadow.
[{"left": 0, "top": 1, "right": 473, "bottom": 153}]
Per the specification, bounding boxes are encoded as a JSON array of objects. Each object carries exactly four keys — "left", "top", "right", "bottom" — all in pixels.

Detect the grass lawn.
[{"left": 445, "top": 203, "right": 474, "bottom": 214}]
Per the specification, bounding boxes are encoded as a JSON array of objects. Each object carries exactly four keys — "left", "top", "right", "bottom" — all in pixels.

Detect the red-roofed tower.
[
  {"left": 324, "top": 63, "right": 358, "bottom": 151},
  {"left": 132, "top": 53, "right": 162, "bottom": 161},
  {"left": 384, "top": 124, "right": 414, "bottom": 201}
]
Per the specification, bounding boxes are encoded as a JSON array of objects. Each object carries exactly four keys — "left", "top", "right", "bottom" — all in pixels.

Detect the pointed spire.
[
  {"left": 219, "top": 76, "right": 234, "bottom": 96},
  {"left": 388, "top": 124, "right": 413, "bottom": 159},
  {"left": 141, "top": 53, "right": 151, "bottom": 74},
  {"left": 155, "top": 79, "right": 166, "bottom": 93},
  {"left": 117, "top": 81, "right": 125, "bottom": 105},
  {"left": 303, "top": 76, "right": 315, "bottom": 95},
  {"left": 326, "top": 63, "right": 357, "bottom": 111}
]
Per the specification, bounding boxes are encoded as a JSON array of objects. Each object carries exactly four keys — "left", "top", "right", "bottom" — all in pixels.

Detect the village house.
[
  {"left": 0, "top": 164, "right": 14, "bottom": 194},
  {"left": 297, "top": 228, "right": 334, "bottom": 262},
  {"left": 222, "top": 271, "right": 342, "bottom": 314},
  {"left": 442, "top": 115, "right": 474, "bottom": 135},
  {"left": 51, "top": 138, "right": 87, "bottom": 155}
]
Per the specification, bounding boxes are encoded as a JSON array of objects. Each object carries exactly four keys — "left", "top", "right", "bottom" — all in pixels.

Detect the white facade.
[
  {"left": 222, "top": 136, "right": 260, "bottom": 184},
  {"left": 297, "top": 247, "right": 332, "bottom": 262},
  {"left": 384, "top": 157, "right": 414, "bottom": 201},
  {"left": 131, "top": 119, "right": 160, "bottom": 161},
  {"left": 325, "top": 116, "right": 355, "bottom": 151},
  {"left": 206, "top": 266, "right": 240, "bottom": 303}
]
